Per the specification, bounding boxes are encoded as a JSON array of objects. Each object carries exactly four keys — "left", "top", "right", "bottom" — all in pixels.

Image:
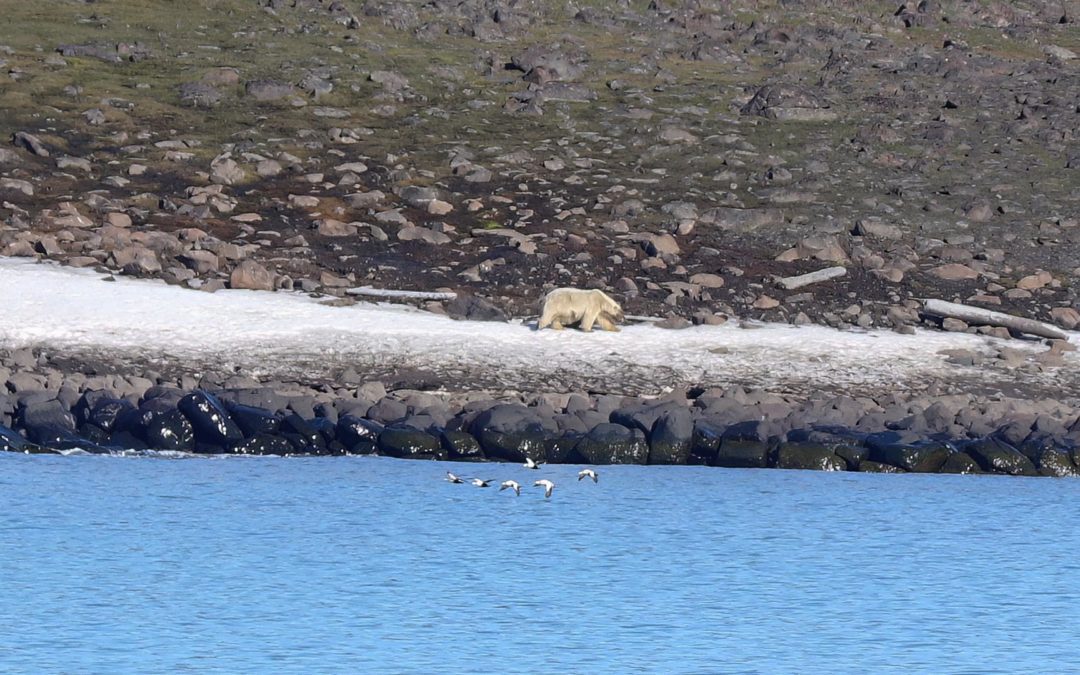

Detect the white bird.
[
  {"left": 534, "top": 479, "right": 555, "bottom": 498},
  {"left": 446, "top": 471, "right": 464, "bottom": 484},
  {"left": 471, "top": 478, "right": 493, "bottom": 487},
  {"left": 578, "top": 468, "right": 598, "bottom": 483},
  {"left": 500, "top": 480, "right": 521, "bottom": 496},
  {"left": 524, "top": 456, "right": 541, "bottom": 470}
]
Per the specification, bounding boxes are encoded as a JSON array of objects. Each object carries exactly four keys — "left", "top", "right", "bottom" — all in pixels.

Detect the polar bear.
[{"left": 538, "top": 288, "right": 624, "bottom": 332}]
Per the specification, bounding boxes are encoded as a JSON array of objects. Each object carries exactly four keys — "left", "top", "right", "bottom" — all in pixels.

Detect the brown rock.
[
  {"left": 104, "top": 212, "right": 132, "bottom": 228},
  {"left": 1050, "top": 307, "right": 1080, "bottom": 330},
  {"left": 230, "top": 260, "right": 275, "bottom": 291},
  {"left": 1016, "top": 271, "right": 1052, "bottom": 290},
  {"left": 688, "top": 273, "right": 725, "bottom": 288},
  {"left": 928, "top": 263, "right": 979, "bottom": 281},
  {"left": 753, "top": 295, "right": 780, "bottom": 309}
]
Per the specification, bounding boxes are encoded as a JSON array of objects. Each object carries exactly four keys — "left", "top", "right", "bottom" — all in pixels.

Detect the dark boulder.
[
  {"left": 367, "top": 397, "right": 408, "bottom": 424},
  {"left": 786, "top": 427, "right": 868, "bottom": 469},
  {"left": 142, "top": 406, "right": 195, "bottom": 453},
  {"left": 177, "top": 390, "right": 244, "bottom": 447},
  {"left": 858, "top": 460, "right": 905, "bottom": 473},
  {"left": 1021, "top": 435, "right": 1078, "bottom": 477},
  {"left": 965, "top": 437, "right": 1039, "bottom": 476},
  {"left": 774, "top": 443, "right": 847, "bottom": 471},
  {"left": 232, "top": 434, "right": 294, "bottom": 456},
  {"left": 440, "top": 430, "right": 484, "bottom": 460},
  {"left": 108, "top": 429, "right": 150, "bottom": 451},
  {"left": 89, "top": 398, "right": 136, "bottom": 433},
  {"left": 690, "top": 418, "right": 726, "bottom": 463},
  {"left": 545, "top": 433, "right": 584, "bottom": 464},
  {"left": 378, "top": 426, "right": 445, "bottom": 459},
  {"left": 939, "top": 452, "right": 982, "bottom": 474},
  {"left": 18, "top": 399, "right": 77, "bottom": 446},
  {"left": 470, "top": 404, "right": 554, "bottom": 463},
  {"left": 0, "top": 424, "right": 47, "bottom": 453},
  {"left": 571, "top": 423, "right": 648, "bottom": 465},
  {"left": 610, "top": 400, "right": 685, "bottom": 434},
  {"left": 714, "top": 421, "right": 769, "bottom": 468},
  {"left": 337, "top": 415, "right": 383, "bottom": 454},
  {"left": 648, "top": 407, "right": 693, "bottom": 464},
  {"left": 226, "top": 403, "right": 282, "bottom": 437},
  {"left": 866, "top": 432, "right": 951, "bottom": 473},
  {"left": 279, "top": 413, "right": 327, "bottom": 454},
  {"left": 445, "top": 295, "right": 509, "bottom": 322}
]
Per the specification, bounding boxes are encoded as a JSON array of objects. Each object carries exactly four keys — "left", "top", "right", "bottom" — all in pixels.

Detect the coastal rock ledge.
[{"left": 2, "top": 383, "right": 1079, "bottom": 477}]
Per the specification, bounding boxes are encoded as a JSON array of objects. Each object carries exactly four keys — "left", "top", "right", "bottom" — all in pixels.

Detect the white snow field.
[{"left": 1, "top": 257, "right": 1075, "bottom": 397}]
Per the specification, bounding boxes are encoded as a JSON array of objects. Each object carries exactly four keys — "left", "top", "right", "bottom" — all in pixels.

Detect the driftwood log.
[
  {"left": 922, "top": 299, "right": 1068, "bottom": 341},
  {"left": 346, "top": 286, "right": 458, "bottom": 301},
  {"left": 777, "top": 266, "right": 847, "bottom": 290}
]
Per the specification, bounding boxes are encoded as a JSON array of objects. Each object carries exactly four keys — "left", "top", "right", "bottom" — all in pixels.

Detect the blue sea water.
[{"left": 1, "top": 454, "right": 1078, "bottom": 674}]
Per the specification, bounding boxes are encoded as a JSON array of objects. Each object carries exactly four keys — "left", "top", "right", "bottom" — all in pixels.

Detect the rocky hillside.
[{"left": 1, "top": 0, "right": 1079, "bottom": 333}]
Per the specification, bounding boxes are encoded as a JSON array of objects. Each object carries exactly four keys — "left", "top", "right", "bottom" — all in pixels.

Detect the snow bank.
[{"left": 1, "top": 258, "right": 1071, "bottom": 396}]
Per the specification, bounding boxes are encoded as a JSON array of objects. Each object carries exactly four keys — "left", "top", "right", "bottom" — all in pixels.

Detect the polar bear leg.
[
  {"left": 580, "top": 307, "right": 600, "bottom": 332},
  {"left": 596, "top": 314, "right": 620, "bottom": 332}
]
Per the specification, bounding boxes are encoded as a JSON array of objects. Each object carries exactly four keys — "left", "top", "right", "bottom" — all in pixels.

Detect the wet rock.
[
  {"left": 965, "top": 436, "right": 1039, "bottom": 476},
  {"left": 774, "top": 443, "right": 848, "bottom": 471},
  {"left": 280, "top": 413, "right": 328, "bottom": 454},
  {"left": 232, "top": 434, "right": 293, "bottom": 455},
  {"left": 0, "top": 424, "right": 45, "bottom": 453},
  {"left": 648, "top": 407, "right": 693, "bottom": 464},
  {"left": 177, "top": 390, "right": 244, "bottom": 448},
  {"left": 18, "top": 399, "right": 76, "bottom": 445},
  {"left": 440, "top": 429, "right": 484, "bottom": 460},
  {"left": 865, "top": 432, "right": 950, "bottom": 472},
  {"left": 336, "top": 415, "right": 383, "bottom": 453},
  {"left": 571, "top": 423, "right": 648, "bottom": 464},
  {"left": 939, "top": 452, "right": 982, "bottom": 474},
  {"left": 714, "top": 420, "right": 770, "bottom": 468},
  {"left": 470, "top": 404, "right": 553, "bottom": 463},
  {"left": 226, "top": 404, "right": 281, "bottom": 437},
  {"left": 143, "top": 409, "right": 195, "bottom": 452},
  {"left": 378, "top": 425, "right": 444, "bottom": 458}
]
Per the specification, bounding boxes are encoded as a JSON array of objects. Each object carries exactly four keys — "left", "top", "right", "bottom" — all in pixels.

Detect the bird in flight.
[
  {"left": 499, "top": 480, "right": 521, "bottom": 496},
  {"left": 534, "top": 479, "right": 555, "bottom": 498},
  {"left": 578, "top": 468, "right": 598, "bottom": 483}
]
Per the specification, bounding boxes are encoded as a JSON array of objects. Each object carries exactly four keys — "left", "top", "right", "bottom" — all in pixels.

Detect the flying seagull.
[
  {"left": 524, "top": 457, "right": 541, "bottom": 470},
  {"left": 534, "top": 479, "right": 555, "bottom": 498},
  {"left": 471, "top": 478, "right": 493, "bottom": 487},
  {"left": 500, "top": 480, "right": 521, "bottom": 496},
  {"left": 578, "top": 468, "right": 598, "bottom": 483},
  {"left": 446, "top": 471, "right": 464, "bottom": 484}
]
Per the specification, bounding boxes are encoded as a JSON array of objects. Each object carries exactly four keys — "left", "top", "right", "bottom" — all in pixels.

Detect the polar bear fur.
[{"left": 538, "top": 288, "right": 624, "bottom": 332}]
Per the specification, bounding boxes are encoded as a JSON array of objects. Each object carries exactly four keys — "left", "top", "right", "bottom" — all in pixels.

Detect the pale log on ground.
[
  {"left": 777, "top": 266, "right": 847, "bottom": 290},
  {"left": 346, "top": 287, "right": 458, "bottom": 301},
  {"left": 922, "top": 299, "right": 1068, "bottom": 341}
]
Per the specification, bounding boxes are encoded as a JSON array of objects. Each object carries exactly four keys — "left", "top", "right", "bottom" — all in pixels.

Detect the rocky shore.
[
  {"left": 2, "top": 344, "right": 1078, "bottom": 476},
  {"left": 2, "top": 2, "right": 1080, "bottom": 474}
]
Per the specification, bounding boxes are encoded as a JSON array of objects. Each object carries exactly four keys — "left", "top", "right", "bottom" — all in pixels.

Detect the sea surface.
[{"left": 1, "top": 454, "right": 1077, "bottom": 674}]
